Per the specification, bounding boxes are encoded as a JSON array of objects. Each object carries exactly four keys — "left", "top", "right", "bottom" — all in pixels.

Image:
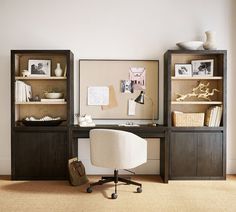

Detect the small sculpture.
[
  {"left": 22, "top": 70, "right": 30, "bottom": 77},
  {"left": 176, "top": 81, "right": 219, "bottom": 101},
  {"left": 75, "top": 114, "right": 95, "bottom": 127}
]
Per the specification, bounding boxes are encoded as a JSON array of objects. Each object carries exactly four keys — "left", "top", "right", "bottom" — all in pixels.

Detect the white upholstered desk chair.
[{"left": 87, "top": 129, "right": 147, "bottom": 199}]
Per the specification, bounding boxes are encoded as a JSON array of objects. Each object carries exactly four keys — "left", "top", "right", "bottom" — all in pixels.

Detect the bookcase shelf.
[
  {"left": 164, "top": 50, "right": 227, "bottom": 181},
  {"left": 171, "top": 76, "right": 223, "bottom": 80},
  {"left": 12, "top": 50, "right": 73, "bottom": 123},
  {"left": 15, "top": 101, "right": 67, "bottom": 105},
  {"left": 171, "top": 101, "right": 223, "bottom": 105},
  {"left": 15, "top": 76, "right": 67, "bottom": 80},
  {"left": 11, "top": 50, "right": 74, "bottom": 180}
]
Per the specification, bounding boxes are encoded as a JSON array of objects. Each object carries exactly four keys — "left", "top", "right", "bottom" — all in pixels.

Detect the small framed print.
[
  {"left": 175, "top": 64, "right": 192, "bottom": 77},
  {"left": 191, "top": 59, "right": 214, "bottom": 77},
  {"left": 28, "top": 59, "right": 51, "bottom": 77}
]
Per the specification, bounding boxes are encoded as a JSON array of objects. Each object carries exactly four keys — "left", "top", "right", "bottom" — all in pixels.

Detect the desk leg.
[
  {"left": 160, "top": 130, "right": 169, "bottom": 183},
  {"left": 71, "top": 137, "right": 78, "bottom": 158},
  {"left": 68, "top": 129, "right": 78, "bottom": 159}
]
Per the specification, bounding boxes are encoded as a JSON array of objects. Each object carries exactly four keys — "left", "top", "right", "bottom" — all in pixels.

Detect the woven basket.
[{"left": 173, "top": 112, "right": 205, "bottom": 127}]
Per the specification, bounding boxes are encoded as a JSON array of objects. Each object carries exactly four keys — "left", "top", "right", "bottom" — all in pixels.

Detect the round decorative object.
[
  {"left": 176, "top": 41, "right": 203, "bottom": 50},
  {"left": 203, "top": 30, "right": 217, "bottom": 50},
  {"left": 54, "top": 63, "right": 63, "bottom": 77},
  {"left": 44, "top": 92, "right": 63, "bottom": 99}
]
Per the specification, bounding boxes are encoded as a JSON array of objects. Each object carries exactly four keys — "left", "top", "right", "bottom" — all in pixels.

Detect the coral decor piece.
[{"left": 176, "top": 82, "right": 219, "bottom": 101}]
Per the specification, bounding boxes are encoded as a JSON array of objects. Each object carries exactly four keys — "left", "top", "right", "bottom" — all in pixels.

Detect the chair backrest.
[{"left": 89, "top": 129, "right": 147, "bottom": 169}]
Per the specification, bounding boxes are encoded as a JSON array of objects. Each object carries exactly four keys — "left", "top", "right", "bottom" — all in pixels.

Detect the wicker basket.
[{"left": 173, "top": 111, "right": 205, "bottom": 127}]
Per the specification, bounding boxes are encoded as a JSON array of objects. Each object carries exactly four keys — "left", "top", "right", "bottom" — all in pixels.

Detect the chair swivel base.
[{"left": 86, "top": 170, "right": 142, "bottom": 199}]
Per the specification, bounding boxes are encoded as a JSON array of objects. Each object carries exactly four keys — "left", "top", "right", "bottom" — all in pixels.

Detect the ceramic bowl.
[
  {"left": 176, "top": 41, "right": 203, "bottom": 50},
  {"left": 44, "top": 92, "right": 63, "bottom": 99}
]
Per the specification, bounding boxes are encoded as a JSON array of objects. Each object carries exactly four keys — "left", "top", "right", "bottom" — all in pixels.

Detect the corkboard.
[{"left": 79, "top": 60, "right": 159, "bottom": 120}]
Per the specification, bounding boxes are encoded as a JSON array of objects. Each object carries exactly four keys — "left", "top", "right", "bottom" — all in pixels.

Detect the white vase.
[
  {"left": 54, "top": 63, "right": 63, "bottom": 77},
  {"left": 203, "top": 31, "right": 217, "bottom": 50}
]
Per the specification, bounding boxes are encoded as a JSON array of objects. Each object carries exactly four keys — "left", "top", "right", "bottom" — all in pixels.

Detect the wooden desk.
[{"left": 69, "top": 125, "right": 169, "bottom": 183}]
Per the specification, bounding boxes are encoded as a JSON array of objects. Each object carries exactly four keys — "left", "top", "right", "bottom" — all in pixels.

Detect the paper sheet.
[
  {"left": 128, "top": 99, "right": 136, "bottom": 116},
  {"left": 88, "top": 86, "right": 109, "bottom": 106}
]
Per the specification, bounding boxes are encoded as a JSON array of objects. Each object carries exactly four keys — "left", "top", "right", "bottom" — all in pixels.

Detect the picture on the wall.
[
  {"left": 191, "top": 59, "right": 214, "bottom": 76},
  {"left": 28, "top": 59, "right": 51, "bottom": 77},
  {"left": 120, "top": 80, "right": 134, "bottom": 93},
  {"left": 129, "top": 67, "right": 146, "bottom": 90},
  {"left": 175, "top": 64, "right": 192, "bottom": 77}
]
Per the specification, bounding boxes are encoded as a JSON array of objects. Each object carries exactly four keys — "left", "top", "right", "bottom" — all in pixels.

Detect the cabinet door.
[
  {"left": 14, "top": 132, "right": 41, "bottom": 179},
  {"left": 170, "top": 132, "right": 197, "bottom": 177},
  {"left": 197, "top": 133, "right": 223, "bottom": 177},
  {"left": 40, "top": 132, "right": 67, "bottom": 179},
  {"left": 13, "top": 131, "right": 67, "bottom": 179}
]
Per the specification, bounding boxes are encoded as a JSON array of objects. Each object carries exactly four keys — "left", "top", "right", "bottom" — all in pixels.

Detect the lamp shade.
[{"left": 135, "top": 91, "right": 145, "bottom": 104}]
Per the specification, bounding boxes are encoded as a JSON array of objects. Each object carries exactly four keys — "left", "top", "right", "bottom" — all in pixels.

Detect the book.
[
  {"left": 210, "top": 106, "right": 218, "bottom": 127},
  {"left": 205, "top": 106, "right": 214, "bottom": 127},
  {"left": 15, "top": 80, "right": 32, "bottom": 102},
  {"left": 205, "top": 107, "right": 212, "bottom": 126},
  {"left": 25, "top": 84, "right": 32, "bottom": 102},
  {"left": 41, "top": 99, "right": 65, "bottom": 102},
  {"left": 215, "top": 106, "right": 223, "bottom": 127}
]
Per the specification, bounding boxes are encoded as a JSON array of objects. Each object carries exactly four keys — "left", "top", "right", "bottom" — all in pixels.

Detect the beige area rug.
[{"left": 0, "top": 175, "right": 236, "bottom": 212}]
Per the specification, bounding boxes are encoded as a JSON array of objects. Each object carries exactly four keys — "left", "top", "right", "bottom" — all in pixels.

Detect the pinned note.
[
  {"left": 88, "top": 86, "right": 109, "bottom": 106},
  {"left": 128, "top": 99, "right": 136, "bottom": 116}
]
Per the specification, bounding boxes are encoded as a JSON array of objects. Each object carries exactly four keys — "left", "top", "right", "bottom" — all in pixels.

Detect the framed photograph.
[
  {"left": 191, "top": 59, "right": 214, "bottom": 77},
  {"left": 28, "top": 60, "right": 51, "bottom": 77},
  {"left": 175, "top": 64, "right": 192, "bottom": 77}
]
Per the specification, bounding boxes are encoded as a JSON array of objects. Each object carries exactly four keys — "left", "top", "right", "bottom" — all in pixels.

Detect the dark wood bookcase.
[
  {"left": 10, "top": 49, "right": 227, "bottom": 182},
  {"left": 164, "top": 50, "right": 227, "bottom": 180},
  {"left": 11, "top": 50, "right": 74, "bottom": 180}
]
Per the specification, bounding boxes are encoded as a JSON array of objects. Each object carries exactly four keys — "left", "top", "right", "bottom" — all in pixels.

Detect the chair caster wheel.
[
  {"left": 111, "top": 193, "right": 118, "bottom": 199},
  {"left": 137, "top": 187, "right": 142, "bottom": 193},
  {"left": 87, "top": 187, "right": 92, "bottom": 193}
]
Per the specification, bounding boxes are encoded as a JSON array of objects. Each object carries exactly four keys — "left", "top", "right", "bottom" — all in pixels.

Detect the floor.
[{"left": 0, "top": 175, "right": 236, "bottom": 212}]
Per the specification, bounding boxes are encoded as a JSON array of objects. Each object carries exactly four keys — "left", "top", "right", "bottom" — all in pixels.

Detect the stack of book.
[
  {"left": 15, "top": 80, "right": 32, "bottom": 102},
  {"left": 205, "top": 106, "right": 223, "bottom": 127}
]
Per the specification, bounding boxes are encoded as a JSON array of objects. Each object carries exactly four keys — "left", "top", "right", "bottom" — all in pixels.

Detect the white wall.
[{"left": 0, "top": 0, "right": 235, "bottom": 174}]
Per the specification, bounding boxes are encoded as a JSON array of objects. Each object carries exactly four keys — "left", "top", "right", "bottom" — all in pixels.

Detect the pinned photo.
[
  {"left": 120, "top": 80, "right": 134, "bottom": 93},
  {"left": 129, "top": 67, "right": 146, "bottom": 90}
]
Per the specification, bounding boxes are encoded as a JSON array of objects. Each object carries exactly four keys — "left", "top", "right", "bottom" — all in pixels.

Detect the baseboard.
[
  {"left": 227, "top": 159, "right": 236, "bottom": 174},
  {"left": 0, "top": 158, "right": 11, "bottom": 175}
]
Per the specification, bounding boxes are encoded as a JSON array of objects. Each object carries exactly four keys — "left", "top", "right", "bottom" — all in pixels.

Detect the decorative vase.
[
  {"left": 54, "top": 63, "right": 63, "bottom": 77},
  {"left": 203, "top": 31, "right": 217, "bottom": 50}
]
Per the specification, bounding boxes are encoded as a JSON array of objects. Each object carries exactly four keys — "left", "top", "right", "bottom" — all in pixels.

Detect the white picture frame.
[
  {"left": 175, "top": 64, "right": 192, "bottom": 77},
  {"left": 191, "top": 59, "right": 214, "bottom": 77},
  {"left": 28, "top": 59, "right": 51, "bottom": 77}
]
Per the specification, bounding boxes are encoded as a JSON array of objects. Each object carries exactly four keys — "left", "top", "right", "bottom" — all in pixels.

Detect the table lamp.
[{"left": 134, "top": 91, "right": 157, "bottom": 126}]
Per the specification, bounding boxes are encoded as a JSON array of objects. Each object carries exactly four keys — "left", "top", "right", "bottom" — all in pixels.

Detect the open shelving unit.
[
  {"left": 164, "top": 50, "right": 227, "bottom": 180},
  {"left": 11, "top": 50, "right": 74, "bottom": 126},
  {"left": 11, "top": 50, "right": 74, "bottom": 180}
]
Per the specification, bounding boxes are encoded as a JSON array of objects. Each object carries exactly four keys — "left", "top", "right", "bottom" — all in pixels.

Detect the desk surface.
[{"left": 71, "top": 125, "right": 167, "bottom": 138}]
